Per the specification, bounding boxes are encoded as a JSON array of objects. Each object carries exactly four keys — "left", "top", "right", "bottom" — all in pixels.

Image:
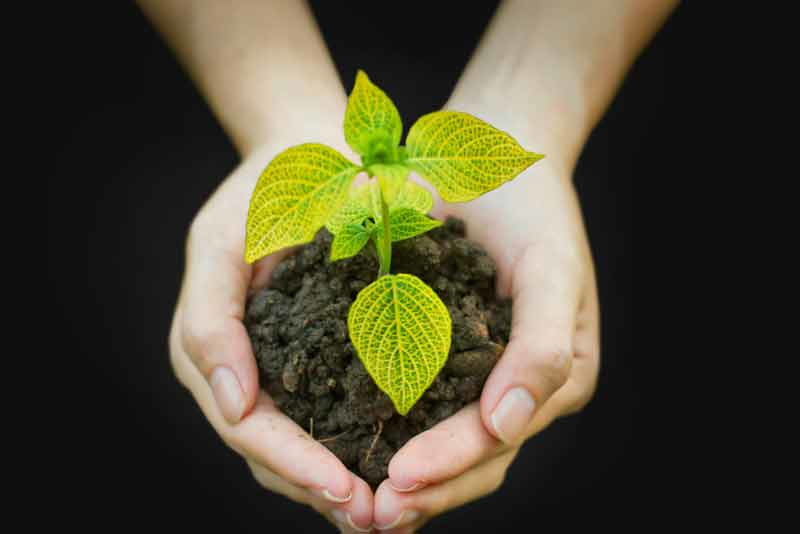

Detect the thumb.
[
  {"left": 480, "top": 247, "right": 580, "bottom": 445},
  {"left": 178, "top": 221, "right": 259, "bottom": 425}
]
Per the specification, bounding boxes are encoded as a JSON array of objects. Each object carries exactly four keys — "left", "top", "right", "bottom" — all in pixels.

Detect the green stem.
[{"left": 378, "top": 192, "right": 392, "bottom": 276}]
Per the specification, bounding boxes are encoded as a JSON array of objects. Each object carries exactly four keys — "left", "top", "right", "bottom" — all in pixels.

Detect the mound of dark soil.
[{"left": 245, "top": 217, "right": 511, "bottom": 488}]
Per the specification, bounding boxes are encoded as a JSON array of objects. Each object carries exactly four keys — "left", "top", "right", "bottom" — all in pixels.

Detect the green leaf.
[
  {"left": 387, "top": 208, "right": 442, "bottom": 242},
  {"left": 344, "top": 70, "right": 403, "bottom": 159},
  {"left": 368, "top": 163, "right": 410, "bottom": 182},
  {"left": 330, "top": 223, "right": 371, "bottom": 261},
  {"left": 245, "top": 144, "right": 360, "bottom": 263},
  {"left": 326, "top": 177, "right": 434, "bottom": 239},
  {"left": 370, "top": 163, "right": 410, "bottom": 204},
  {"left": 325, "top": 192, "right": 371, "bottom": 235},
  {"left": 393, "top": 180, "right": 433, "bottom": 214},
  {"left": 405, "top": 111, "right": 544, "bottom": 202},
  {"left": 348, "top": 274, "right": 452, "bottom": 415}
]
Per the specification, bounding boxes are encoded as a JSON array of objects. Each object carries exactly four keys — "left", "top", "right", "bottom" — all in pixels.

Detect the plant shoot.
[{"left": 245, "top": 71, "right": 543, "bottom": 414}]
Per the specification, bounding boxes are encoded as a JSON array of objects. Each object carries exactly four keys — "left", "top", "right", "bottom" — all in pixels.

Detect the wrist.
[{"left": 232, "top": 85, "right": 350, "bottom": 160}]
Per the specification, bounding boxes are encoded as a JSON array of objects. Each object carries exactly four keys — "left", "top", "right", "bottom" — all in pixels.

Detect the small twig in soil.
[
  {"left": 309, "top": 417, "right": 314, "bottom": 440},
  {"left": 318, "top": 429, "right": 351, "bottom": 443},
  {"left": 363, "top": 420, "right": 384, "bottom": 465}
]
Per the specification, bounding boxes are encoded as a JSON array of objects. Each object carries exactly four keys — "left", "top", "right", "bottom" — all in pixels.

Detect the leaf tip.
[
  {"left": 354, "top": 69, "right": 369, "bottom": 88},
  {"left": 243, "top": 246, "right": 260, "bottom": 265}
]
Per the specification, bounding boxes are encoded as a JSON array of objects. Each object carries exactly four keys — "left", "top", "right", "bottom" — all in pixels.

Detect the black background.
[{"left": 52, "top": 2, "right": 683, "bottom": 531}]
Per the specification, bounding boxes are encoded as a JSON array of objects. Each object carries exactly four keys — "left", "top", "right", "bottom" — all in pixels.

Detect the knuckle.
[
  {"left": 527, "top": 344, "right": 572, "bottom": 391},
  {"left": 540, "top": 346, "right": 572, "bottom": 379},
  {"left": 180, "top": 314, "right": 222, "bottom": 372}
]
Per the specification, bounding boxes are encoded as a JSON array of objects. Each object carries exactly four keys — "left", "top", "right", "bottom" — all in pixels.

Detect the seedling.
[{"left": 245, "top": 71, "right": 543, "bottom": 415}]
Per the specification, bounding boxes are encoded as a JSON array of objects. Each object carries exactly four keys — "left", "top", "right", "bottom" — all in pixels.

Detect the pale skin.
[{"left": 139, "top": 0, "right": 677, "bottom": 531}]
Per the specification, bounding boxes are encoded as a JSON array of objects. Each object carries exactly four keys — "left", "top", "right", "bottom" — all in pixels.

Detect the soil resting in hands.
[{"left": 245, "top": 217, "right": 511, "bottom": 488}]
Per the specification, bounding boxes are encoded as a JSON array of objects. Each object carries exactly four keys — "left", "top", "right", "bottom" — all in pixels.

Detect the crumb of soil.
[{"left": 245, "top": 217, "right": 511, "bottom": 488}]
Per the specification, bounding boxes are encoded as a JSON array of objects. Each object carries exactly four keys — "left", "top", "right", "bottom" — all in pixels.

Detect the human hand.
[
  {"left": 371, "top": 126, "right": 601, "bottom": 532},
  {"left": 168, "top": 144, "right": 375, "bottom": 533}
]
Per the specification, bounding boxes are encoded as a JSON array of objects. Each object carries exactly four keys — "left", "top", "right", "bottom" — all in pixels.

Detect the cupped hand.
[
  {"left": 372, "top": 138, "right": 601, "bottom": 532},
  {"left": 168, "top": 143, "right": 374, "bottom": 533}
]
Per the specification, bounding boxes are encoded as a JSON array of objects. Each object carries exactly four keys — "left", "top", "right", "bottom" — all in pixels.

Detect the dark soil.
[{"left": 245, "top": 217, "right": 511, "bottom": 488}]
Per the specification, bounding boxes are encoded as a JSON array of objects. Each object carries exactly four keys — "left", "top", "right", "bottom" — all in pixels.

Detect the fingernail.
[
  {"left": 490, "top": 387, "right": 536, "bottom": 444},
  {"left": 322, "top": 488, "right": 352, "bottom": 503},
  {"left": 389, "top": 480, "right": 424, "bottom": 492},
  {"left": 376, "top": 510, "right": 419, "bottom": 530},
  {"left": 210, "top": 366, "right": 245, "bottom": 424},
  {"left": 331, "top": 509, "right": 371, "bottom": 532}
]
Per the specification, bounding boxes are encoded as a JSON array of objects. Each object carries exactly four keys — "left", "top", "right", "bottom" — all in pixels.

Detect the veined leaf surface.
[
  {"left": 386, "top": 208, "right": 442, "bottom": 242},
  {"left": 405, "top": 111, "right": 544, "bottom": 202},
  {"left": 330, "top": 223, "right": 371, "bottom": 261},
  {"left": 393, "top": 180, "right": 433, "bottom": 214},
  {"left": 326, "top": 178, "right": 434, "bottom": 237},
  {"left": 348, "top": 274, "right": 452, "bottom": 415},
  {"left": 344, "top": 70, "right": 402, "bottom": 158},
  {"left": 245, "top": 144, "right": 360, "bottom": 263},
  {"left": 325, "top": 192, "right": 371, "bottom": 235}
]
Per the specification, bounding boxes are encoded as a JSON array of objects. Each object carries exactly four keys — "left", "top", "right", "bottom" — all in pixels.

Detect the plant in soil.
[{"left": 244, "top": 71, "right": 543, "bottom": 485}]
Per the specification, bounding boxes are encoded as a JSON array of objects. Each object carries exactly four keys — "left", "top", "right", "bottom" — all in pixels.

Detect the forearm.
[
  {"left": 447, "top": 0, "right": 678, "bottom": 174},
  {"left": 137, "top": 0, "right": 346, "bottom": 156}
]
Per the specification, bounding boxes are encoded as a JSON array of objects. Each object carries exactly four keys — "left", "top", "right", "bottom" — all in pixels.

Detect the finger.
[
  {"left": 480, "top": 245, "right": 581, "bottom": 445},
  {"left": 170, "top": 336, "right": 355, "bottom": 503},
  {"left": 249, "top": 462, "right": 374, "bottom": 533},
  {"left": 387, "top": 403, "right": 503, "bottom": 492},
  {"left": 374, "top": 451, "right": 517, "bottom": 532},
  {"left": 177, "top": 216, "right": 259, "bottom": 424},
  {"left": 247, "top": 459, "right": 311, "bottom": 505},
  {"left": 565, "top": 276, "right": 601, "bottom": 414},
  {"left": 329, "top": 475, "right": 374, "bottom": 533},
  {"left": 518, "top": 279, "right": 601, "bottom": 435}
]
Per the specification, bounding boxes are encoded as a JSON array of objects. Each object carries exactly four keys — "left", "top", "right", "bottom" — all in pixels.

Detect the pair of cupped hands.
[{"left": 168, "top": 105, "right": 600, "bottom": 532}]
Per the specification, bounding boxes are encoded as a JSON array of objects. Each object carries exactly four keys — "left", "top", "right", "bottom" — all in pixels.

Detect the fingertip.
[
  {"left": 344, "top": 474, "right": 374, "bottom": 532},
  {"left": 479, "top": 377, "right": 505, "bottom": 440},
  {"left": 209, "top": 365, "right": 246, "bottom": 424},
  {"left": 390, "top": 480, "right": 425, "bottom": 493},
  {"left": 373, "top": 479, "right": 421, "bottom": 530},
  {"left": 229, "top": 355, "right": 260, "bottom": 419},
  {"left": 387, "top": 453, "right": 425, "bottom": 493},
  {"left": 373, "top": 479, "right": 400, "bottom": 527},
  {"left": 315, "top": 463, "right": 354, "bottom": 505},
  {"left": 209, "top": 329, "right": 260, "bottom": 424}
]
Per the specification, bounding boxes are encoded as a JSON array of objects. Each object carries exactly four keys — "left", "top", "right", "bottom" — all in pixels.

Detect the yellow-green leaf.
[
  {"left": 371, "top": 179, "right": 434, "bottom": 221},
  {"left": 327, "top": 177, "right": 433, "bottom": 238},
  {"left": 330, "top": 223, "right": 371, "bottom": 261},
  {"left": 371, "top": 163, "right": 410, "bottom": 204},
  {"left": 393, "top": 180, "right": 433, "bottom": 214},
  {"left": 405, "top": 111, "right": 544, "bottom": 202},
  {"left": 245, "top": 144, "right": 360, "bottom": 263},
  {"left": 325, "top": 192, "right": 371, "bottom": 235},
  {"left": 344, "top": 70, "right": 403, "bottom": 158},
  {"left": 369, "top": 162, "right": 410, "bottom": 181},
  {"left": 348, "top": 274, "right": 452, "bottom": 415},
  {"left": 387, "top": 209, "right": 442, "bottom": 242}
]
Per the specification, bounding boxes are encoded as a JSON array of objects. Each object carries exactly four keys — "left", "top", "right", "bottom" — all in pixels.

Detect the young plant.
[{"left": 245, "top": 71, "right": 543, "bottom": 415}]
